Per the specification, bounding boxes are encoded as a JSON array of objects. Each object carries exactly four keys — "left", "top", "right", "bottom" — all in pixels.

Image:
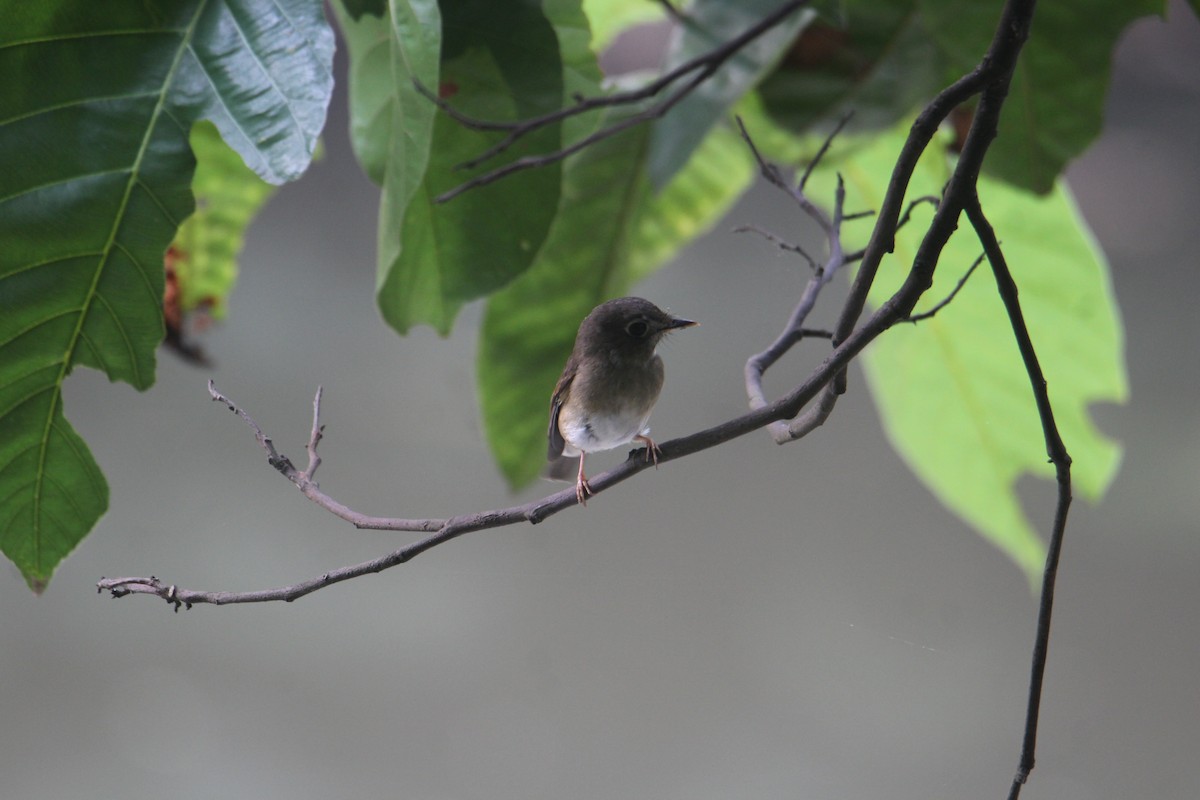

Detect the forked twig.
[
  {"left": 905, "top": 251, "right": 986, "bottom": 323},
  {"left": 733, "top": 223, "right": 820, "bottom": 272},
  {"left": 738, "top": 114, "right": 851, "bottom": 443}
]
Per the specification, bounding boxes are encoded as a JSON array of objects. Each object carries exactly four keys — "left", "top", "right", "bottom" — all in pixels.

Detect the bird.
[{"left": 547, "top": 297, "right": 697, "bottom": 506}]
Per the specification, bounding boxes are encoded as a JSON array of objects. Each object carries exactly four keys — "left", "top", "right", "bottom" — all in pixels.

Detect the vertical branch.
[{"left": 964, "top": 195, "right": 1073, "bottom": 800}]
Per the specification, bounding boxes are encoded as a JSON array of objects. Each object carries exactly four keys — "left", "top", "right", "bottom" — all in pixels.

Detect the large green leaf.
[
  {"left": 919, "top": 0, "right": 1163, "bottom": 193},
  {"left": 480, "top": 114, "right": 754, "bottom": 488},
  {"left": 647, "top": 0, "right": 814, "bottom": 188},
  {"left": 0, "top": 0, "right": 333, "bottom": 590},
  {"left": 758, "top": 0, "right": 945, "bottom": 137},
  {"left": 807, "top": 124, "right": 1128, "bottom": 583},
  {"left": 373, "top": 0, "right": 570, "bottom": 334}
]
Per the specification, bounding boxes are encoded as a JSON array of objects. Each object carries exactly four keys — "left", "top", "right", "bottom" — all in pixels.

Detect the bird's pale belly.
[{"left": 559, "top": 407, "right": 652, "bottom": 457}]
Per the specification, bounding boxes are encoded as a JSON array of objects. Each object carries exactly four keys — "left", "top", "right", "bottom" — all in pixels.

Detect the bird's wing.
[{"left": 547, "top": 361, "right": 576, "bottom": 460}]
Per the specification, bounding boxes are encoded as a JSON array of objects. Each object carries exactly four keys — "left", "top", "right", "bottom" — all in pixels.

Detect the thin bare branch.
[
  {"left": 799, "top": 112, "right": 854, "bottom": 191},
  {"left": 206, "top": 381, "right": 446, "bottom": 534},
  {"left": 104, "top": 216, "right": 949, "bottom": 610},
  {"left": 736, "top": 114, "right": 851, "bottom": 444},
  {"left": 207, "top": 379, "right": 296, "bottom": 478},
  {"left": 431, "top": 0, "right": 813, "bottom": 200},
  {"left": 904, "top": 251, "right": 985, "bottom": 323},
  {"left": 963, "top": 194, "right": 1073, "bottom": 800},
  {"left": 735, "top": 114, "right": 835, "bottom": 239},
  {"left": 896, "top": 194, "right": 940, "bottom": 230},
  {"left": 98, "top": 343, "right": 851, "bottom": 608},
  {"left": 733, "top": 224, "right": 819, "bottom": 271},
  {"left": 437, "top": 67, "right": 711, "bottom": 202},
  {"left": 303, "top": 385, "right": 324, "bottom": 481}
]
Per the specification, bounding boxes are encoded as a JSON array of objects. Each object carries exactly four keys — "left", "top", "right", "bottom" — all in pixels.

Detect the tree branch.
[
  {"left": 963, "top": 195, "right": 1073, "bottom": 800},
  {"left": 732, "top": 27, "right": 1071, "bottom": 798},
  {"left": 903, "top": 251, "right": 985, "bottom": 323},
  {"left": 206, "top": 381, "right": 445, "bottom": 534},
  {"left": 736, "top": 114, "right": 851, "bottom": 444},
  {"left": 733, "top": 223, "right": 820, "bottom": 271},
  {"left": 431, "top": 0, "right": 814, "bottom": 201},
  {"left": 97, "top": 246, "right": 933, "bottom": 610}
]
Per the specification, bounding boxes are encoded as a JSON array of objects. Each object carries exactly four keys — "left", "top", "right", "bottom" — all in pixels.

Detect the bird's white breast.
[{"left": 559, "top": 406, "right": 652, "bottom": 457}]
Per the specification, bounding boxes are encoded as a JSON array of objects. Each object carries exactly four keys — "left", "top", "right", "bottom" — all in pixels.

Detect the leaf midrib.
[{"left": 28, "top": 1, "right": 209, "bottom": 575}]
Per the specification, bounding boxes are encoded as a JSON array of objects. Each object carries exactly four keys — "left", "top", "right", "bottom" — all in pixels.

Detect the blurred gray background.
[{"left": 3, "top": 4, "right": 1198, "bottom": 799}]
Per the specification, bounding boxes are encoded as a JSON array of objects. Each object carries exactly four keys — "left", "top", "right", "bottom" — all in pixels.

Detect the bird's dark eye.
[{"left": 625, "top": 319, "right": 650, "bottom": 338}]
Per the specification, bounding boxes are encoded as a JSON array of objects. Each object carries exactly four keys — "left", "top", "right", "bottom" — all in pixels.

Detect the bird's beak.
[{"left": 667, "top": 317, "right": 698, "bottom": 330}]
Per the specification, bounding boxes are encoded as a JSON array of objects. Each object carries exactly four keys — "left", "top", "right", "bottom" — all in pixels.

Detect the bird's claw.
[{"left": 635, "top": 434, "right": 662, "bottom": 468}]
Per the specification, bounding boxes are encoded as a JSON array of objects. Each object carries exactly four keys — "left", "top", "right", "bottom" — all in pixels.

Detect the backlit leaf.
[{"left": 808, "top": 123, "right": 1128, "bottom": 583}]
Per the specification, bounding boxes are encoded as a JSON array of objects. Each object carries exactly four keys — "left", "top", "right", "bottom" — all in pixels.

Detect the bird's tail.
[{"left": 544, "top": 454, "right": 579, "bottom": 482}]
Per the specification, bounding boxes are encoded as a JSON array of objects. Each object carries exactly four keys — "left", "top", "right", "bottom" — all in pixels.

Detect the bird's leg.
[
  {"left": 575, "top": 454, "right": 593, "bottom": 506},
  {"left": 634, "top": 434, "right": 661, "bottom": 468}
]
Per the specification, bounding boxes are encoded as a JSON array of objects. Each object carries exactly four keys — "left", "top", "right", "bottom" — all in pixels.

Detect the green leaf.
[
  {"left": 336, "top": 0, "right": 442, "bottom": 190},
  {"left": 479, "top": 114, "right": 754, "bottom": 488},
  {"left": 171, "top": 121, "right": 277, "bottom": 319},
  {"left": 919, "top": 0, "right": 1163, "bottom": 193},
  {"left": 0, "top": 389, "right": 106, "bottom": 595},
  {"left": 647, "top": 0, "right": 814, "bottom": 188},
  {"left": 758, "top": 0, "right": 945, "bottom": 137},
  {"left": 186, "top": 1, "right": 334, "bottom": 185},
  {"left": 0, "top": 0, "right": 333, "bottom": 590},
  {"left": 808, "top": 124, "right": 1128, "bottom": 583},
  {"left": 374, "top": 0, "right": 569, "bottom": 334},
  {"left": 337, "top": 6, "right": 404, "bottom": 186}
]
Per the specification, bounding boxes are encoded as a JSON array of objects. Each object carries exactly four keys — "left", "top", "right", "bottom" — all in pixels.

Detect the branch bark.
[{"left": 965, "top": 194, "right": 1073, "bottom": 799}]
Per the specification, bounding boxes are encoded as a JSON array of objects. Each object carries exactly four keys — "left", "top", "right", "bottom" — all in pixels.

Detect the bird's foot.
[
  {"left": 575, "top": 477, "right": 593, "bottom": 506},
  {"left": 634, "top": 434, "right": 661, "bottom": 468}
]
